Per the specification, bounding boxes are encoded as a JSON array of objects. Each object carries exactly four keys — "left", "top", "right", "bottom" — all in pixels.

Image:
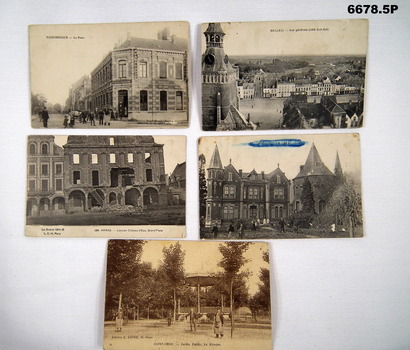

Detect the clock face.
[
  {"left": 224, "top": 55, "right": 229, "bottom": 64},
  {"left": 204, "top": 54, "right": 215, "bottom": 65}
]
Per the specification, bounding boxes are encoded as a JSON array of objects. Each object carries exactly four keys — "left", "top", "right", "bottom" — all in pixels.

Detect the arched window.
[
  {"left": 229, "top": 185, "right": 235, "bottom": 198},
  {"left": 41, "top": 143, "right": 48, "bottom": 155},
  {"left": 223, "top": 185, "right": 229, "bottom": 198},
  {"left": 29, "top": 143, "right": 36, "bottom": 155},
  {"left": 228, "top": 172, "right": 233, "bottom": 181}
]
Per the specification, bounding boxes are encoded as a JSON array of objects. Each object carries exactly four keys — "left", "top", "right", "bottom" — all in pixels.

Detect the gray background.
[{"left": 0, "top": 0, "right": 409, "bottom": 349}]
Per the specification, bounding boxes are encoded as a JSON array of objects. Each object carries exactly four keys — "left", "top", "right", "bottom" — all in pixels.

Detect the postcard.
[
  {"left": 201, "top": 20, "right": 368, "bottom": 131},
  {"left": 30, "top": 21, "right": 189, "bottom": 129},
  {"left": 104, "top": 240, "right": 272, "bottom": 350},
  {"left": 199, "top": 134, "right": 362, "bottom": 239},
  {"left": 25, "top": 135, "right": 186, "bottom": 237}
]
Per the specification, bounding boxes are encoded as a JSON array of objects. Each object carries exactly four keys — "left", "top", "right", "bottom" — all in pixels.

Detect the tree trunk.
[
  {"left": 230, "top": 278, "right": 234, "bottom": 338},
  {"left": 173, "top": 288, "right": 177, "bottom": 322},
  {"left": 349, "top": 216, "right": 354, "bottom": 238}
]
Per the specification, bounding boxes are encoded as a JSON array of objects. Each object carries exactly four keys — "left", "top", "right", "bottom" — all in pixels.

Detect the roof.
[
  {"left": 204, "top": 23, "right": 225, "bottom": 35},
  {"left": 171, "top": 162, "right": 186, "bottom": 179},
  {"left": 295, "top": 143, "right": 334, "bottom": 178},
  {"left": 65, "top": 136, "right": 159, "bottom": 147},
  {"left": 209, "top": 144, "right": 223, "bottom": 169},
  {"left": 118, "top": 37, "right": 187, "bottom": 52},
  {"left": 334, "top": 152, "right": 342, "bottom": 172}
]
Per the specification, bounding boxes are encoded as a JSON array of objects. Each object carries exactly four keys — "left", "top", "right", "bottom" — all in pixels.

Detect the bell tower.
[{"left": 202, "top": 23, "right": 239, "bottom": 131}]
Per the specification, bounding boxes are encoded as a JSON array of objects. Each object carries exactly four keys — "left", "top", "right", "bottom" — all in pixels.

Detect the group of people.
[
  {"left": 62, "top": 107, "right": 125, "bottom": 128},
  {"left": 212, "top": 221, "right": 247, "bottom": 239},
  {"left": 185, "top": 307, "right": 224, "bottom": 338}
]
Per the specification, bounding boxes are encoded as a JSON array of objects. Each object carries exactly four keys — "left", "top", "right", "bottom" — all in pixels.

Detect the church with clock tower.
[{"left": 201, "top": 23, "right": 254, "bottom": 131}]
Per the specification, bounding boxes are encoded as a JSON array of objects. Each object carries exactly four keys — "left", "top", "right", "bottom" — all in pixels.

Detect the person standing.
[
  {"left": 239, "top": 222, "right": 245, "bottom": 239},
  {"left": 41, "top": 106, "right": 49, "bottom": 128},
  {"left": 214, "top": 307, "right": 224, "bottom": 338},
  {"left": 228, "top": 223, "right": 235, "bottom": 238},
  {"left": 185, "top": 308, "right": 197, "bottom": 333},
  {"left": 279, "top": 218, "right": 285, "bottom": 233},
  {"left": 115, "top": 308, "right": 123, "bottom": 332},
  {"left": 212, "top": 225, "right": 219, "bottom": 239}
]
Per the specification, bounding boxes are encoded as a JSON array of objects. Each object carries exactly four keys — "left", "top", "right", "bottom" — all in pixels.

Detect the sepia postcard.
[
  {"left": 201, "top": 19, "right": 368, "bottom": 131},
  {"left": 25, "top": 135, "right": 186, "bottom": 237},
  {"left": 104, "top": 240, "right": 272, "bottom": 350},
  {"left": 199, "top": 134, "right": 362, "bottom": 239},
  {"left": 29, "top": 21, "right": 189, "bottom": 129}
]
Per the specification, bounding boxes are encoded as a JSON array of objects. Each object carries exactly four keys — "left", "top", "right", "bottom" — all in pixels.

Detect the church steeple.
[
  {"left": 334, "top": 151, "right": 343, "bottom": 181},
  {"left": 208, "top": 144, "right": 223, "bottom": 169}
]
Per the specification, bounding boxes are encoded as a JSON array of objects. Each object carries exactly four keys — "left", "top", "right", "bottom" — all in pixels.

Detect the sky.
[
  {"left": 53, "top": 135, "right": 185, "bottom": 174},
  {"left": 30, "top": 21, "right": 189, "bottom": 106},
  {"left": 201, "top": 19, "right": 368, "bottom": 56},
  {"left": 199, "top": 133, "right": 361, "bottom": 181},
  {"left": 139, "top": 240, "right": 269, "bottom": 296}
]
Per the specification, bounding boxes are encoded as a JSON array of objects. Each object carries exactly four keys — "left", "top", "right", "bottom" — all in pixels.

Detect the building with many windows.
[
  {"left": 26, "top": 136, "right": 170, "bottom": 216},
  {"left": 204, "top": 144, "right": 290, "bottom": 227},
  {"left": 26, "top": 136, "right": 65, "bottom": 216},
  {"left": 90, "top": 29, "right": 188, "bottom": 123}
]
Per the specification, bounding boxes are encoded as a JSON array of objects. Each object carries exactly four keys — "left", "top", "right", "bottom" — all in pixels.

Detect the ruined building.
[{"left": 26, "top": 136, "right": 169, "bottom": 216}]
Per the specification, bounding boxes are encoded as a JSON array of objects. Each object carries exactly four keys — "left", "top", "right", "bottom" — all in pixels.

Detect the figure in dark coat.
[{"left": 41, "top": 107, "right": 49, "bottom": 128}]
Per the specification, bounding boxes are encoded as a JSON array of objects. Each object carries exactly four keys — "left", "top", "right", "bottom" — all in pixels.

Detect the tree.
[
  {"left": 301, "top": 177, "right": 315, "bottom": 214},
  {"left": 54, "top": 103, "right": 62, "bottom": 113},
  {"left": 249, "top": 250, "right": 270, "bottom": 321},
  {"left": 161, "top": 242, "right": 186, "bottom": 321},
  {"left": 218, "top": 242, "right": 252, "bottom": 338},
  {"left": 105, "top": 240, "right": 147, "bottom": 320},
  {"left": 317, "top": 181, "right": 362, "bottom": 237},
  {"left": 198, "top": 154, "right": 207, "bottom": 222},
  {"left": 31, "top": 93, "right": 47, "bottom": 115}
]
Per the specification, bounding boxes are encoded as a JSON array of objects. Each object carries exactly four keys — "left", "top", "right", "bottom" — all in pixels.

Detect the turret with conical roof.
[
  {"left": 293, "top": 143, "right": 338, "bottom": 214},
  {"left": 208, "top": 144, "right": 223, "bottom": 170},
  {"left": 205, "top": 144, "right": 225, "bottom": 226},
  {"left": 295, "top": 143, "right": 334, "bottom": 179}
]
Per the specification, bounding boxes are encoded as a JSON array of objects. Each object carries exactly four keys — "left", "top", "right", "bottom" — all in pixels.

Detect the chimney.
[
  {"left": 162, "top": 28, "right": 170, "bottom": 40},
  {"left": 261, "top": 171, "right": 265, "bottom": 179},
  {"left": 300, "top": 165, "right": 304, "bottom": 171},
  {"left": 239, "top": 169, "right": 242, "bottom": 177}
]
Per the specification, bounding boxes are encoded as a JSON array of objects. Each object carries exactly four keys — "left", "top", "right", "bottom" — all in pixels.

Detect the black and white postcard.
[
  {"left": 104, "top": 240, "right": 272, "bottom": 350},
  {"left": 201, "top": 20, "right": 367, "bottom": 131},
  {"left": 30, "top": 21, "right": 189, "bottom": 129},
  {"left": 199, "top": 134, "right": 362, "bottom": 239},
  {"left": 25, "top": 135, "right": 186, "bottom": 237}
]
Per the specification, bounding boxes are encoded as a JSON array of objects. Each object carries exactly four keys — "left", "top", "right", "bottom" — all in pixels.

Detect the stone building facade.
[
  {"left": 27, "top": 136, "right": 170, "bottom": 216},
  {"left": 26, "top": 136, "right": 65, "bottom": 216},
  {"left": 90, "top": 29, "right": 188, "bottom": 122},
  {"left": 205, "top": 145, "right": 290, "bottom": 227}
]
